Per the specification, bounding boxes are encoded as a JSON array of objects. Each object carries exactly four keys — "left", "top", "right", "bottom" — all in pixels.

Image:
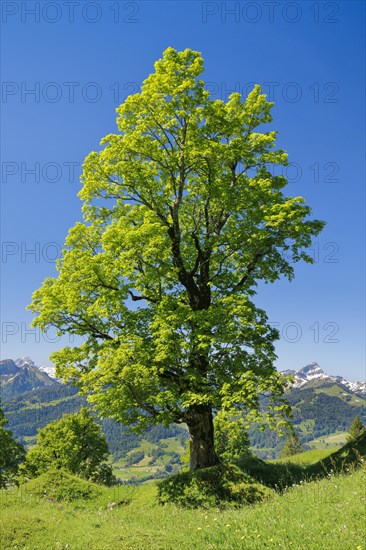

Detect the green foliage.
[
  {"left": 125, "top": 450, "right": 145, "bottom": 466},
  {"left": 157, "top": 463, "right": 274, "bottom": 508},
  {"left": 346, "top": 415, "right": 365, "bottom": 443},
  {"left": 0, "top": 403, "right": 25, "bottom": 488},
  {"left": 28, "top": 47, "right": 324, "bottom": 465},
  {"left": 25, "top": 468, "right": 101, "bottom": 501},
  {"left": 280, "top": 429, "right": 303, "bottom": 458},
  {"left": 214, "top": 411, "right": 252, "bottom": 461},
  {"left": 20, "top": 408, "right": 115, "bottom": 485}
]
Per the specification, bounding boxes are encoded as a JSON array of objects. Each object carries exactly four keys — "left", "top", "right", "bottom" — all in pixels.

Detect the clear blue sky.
[{"left": 1, "top": 1, "right": 365, "bottom": 382}]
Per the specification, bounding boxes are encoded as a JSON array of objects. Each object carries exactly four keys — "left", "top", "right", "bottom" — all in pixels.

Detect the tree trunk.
[{"left": 186, "top": 405, "right": 220, "bottom": 470}]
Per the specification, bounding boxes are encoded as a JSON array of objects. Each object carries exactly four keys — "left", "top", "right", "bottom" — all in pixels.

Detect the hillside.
[
  {"left": 0, "top": 358, "right": 57, "bottom": 400},
  {"left": 1, "top": 379, "right": 188, "bottom": 482},
  {"left": 1, "top": 441, "right": 365, "bottom": 549},
  {"left": 1, "top": 358, "right": 365, "bottom": 470},
  {"left": 250, "top": 364, "right": 366, "bottom": 458}
]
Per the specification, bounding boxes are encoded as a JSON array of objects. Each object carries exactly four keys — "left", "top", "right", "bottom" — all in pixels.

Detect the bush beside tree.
[
  {"left": 19, "top": 408, "right": 115, "bottom": 485},
  {"left": 0, "top": 403, "right": 25, "bottom": 488}
]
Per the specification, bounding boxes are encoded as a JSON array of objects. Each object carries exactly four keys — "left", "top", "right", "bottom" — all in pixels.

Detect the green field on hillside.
[
  {"left": 1, "top": 467, "right": 364, "bottom": 549},
  {"left": 2, "top": 433, "right": 366, "bottom": 549},
  {"left": 111, "top": 435, "right": 186, "bottom": 482},
  {"left": 272, "top": 447, "right": 335, "bottom": 464},
  {"left": 306, "top": 431, "right": 348, "bottom": 450}
]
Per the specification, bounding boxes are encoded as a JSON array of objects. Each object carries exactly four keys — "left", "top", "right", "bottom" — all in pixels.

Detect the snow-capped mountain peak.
[
  {"left": 297, "top": 362, "right": 329, "bottom": 381},
  {"left": 37, "top": 364, "right": 57, "bottom": 379},
  {"left": 14, "top": 356, "right": 36, "bottom": 369},
  {"left": 14, "top": 356, "right": 57, "bottom": 379},
  {"left": 282, "top": 362, "right": 366, "bottom": 395}
]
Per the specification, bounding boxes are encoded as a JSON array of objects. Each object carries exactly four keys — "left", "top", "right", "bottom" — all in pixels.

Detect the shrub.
[
  {"left": 157, "top": 463, "right": 274, "bottom": 508},
  {"left": 20, "top": 408, "right": 115, "bottom": 485},
  {"left": 24, "top": 468, "right": 102, "bottom": 502},
  {"left": 214, "top": 412, "right": 252, "bottom": 462},
  {"left": 0, "top": 404, "right": 25, "bottom": 488}
]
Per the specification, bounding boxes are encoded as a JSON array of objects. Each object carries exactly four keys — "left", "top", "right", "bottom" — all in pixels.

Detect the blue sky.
[{"left": 1, "top": 1, "right": 365, "bottom": 381}]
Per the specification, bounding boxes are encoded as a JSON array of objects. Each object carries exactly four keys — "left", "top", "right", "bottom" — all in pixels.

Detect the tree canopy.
[
  {"left": 29, "top": 48, "right": 324, "bottom": 469},
  {"left": 280, "top": 429, "right": 303, "bottom": 458},
  {"left": 347, "top": 415, "right": 365, "bottom": 443},
  {"left": 214, "top": 411, "right": 252, "bottom": 462},
  {"left": 20, "top": 408, "right": 115, "bottom": 485},
  {"left": 0, "top": 402, "right": 25, "bottom": 488}
]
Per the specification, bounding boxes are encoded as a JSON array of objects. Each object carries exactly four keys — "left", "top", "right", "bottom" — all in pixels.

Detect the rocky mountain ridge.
[
  {"left": 282, "top": 362, "right": 366, "bottom": 395},
  {"left": 0, "top": 357, "right": 58, "bottom": 399}
]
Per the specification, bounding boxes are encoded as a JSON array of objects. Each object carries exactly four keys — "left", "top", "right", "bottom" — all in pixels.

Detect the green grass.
[
  {"left": 1, "top": 468, "right": 365, "bottom": 549},
  {"left": 2, "top": 434, "right": 365, "bottom": 548},
  {"left": 273, "top": 448, "right": 336, "bottom": 465},
  {"left": 110, "top": 436, "right": 186, "bottom": 482},
  {"left": 306, "top": 431, "right": 348, "bottom": 450}
]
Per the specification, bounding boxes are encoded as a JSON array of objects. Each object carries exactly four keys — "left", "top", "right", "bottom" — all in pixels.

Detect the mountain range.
[
  {"left": 0, "top": 357, "right": 57, "bottom": 399},
  {"left": 1, "top": 356, "right": 365, "bottom": 464},
  {"left": 1, "top": 356, "right": 364, "bottom": 399},
  {"left": 282, "top": 362, "right": 366, "bottom": 395}
]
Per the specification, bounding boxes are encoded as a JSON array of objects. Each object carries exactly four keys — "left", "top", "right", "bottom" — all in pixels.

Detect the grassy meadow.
[{"left": 1, "top": 458, "right": 365, "bottom": 549}]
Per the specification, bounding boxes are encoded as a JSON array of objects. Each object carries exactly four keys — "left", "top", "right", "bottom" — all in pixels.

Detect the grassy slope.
[
  {"left": 1, "top": 468, "right": 365, "bottom": 549},
  {"left": 272, "top": 448, "right": 335, "bottom": 464},
  {"left": 112, "top": 436, "right": 186, "bottom": 481},
  {"left": 305, "top": 431, "right": 348, "bottom": 450}
]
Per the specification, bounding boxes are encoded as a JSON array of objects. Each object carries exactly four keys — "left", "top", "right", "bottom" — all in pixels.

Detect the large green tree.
[{"left": 29, "top": 48, "right": 324, "bottom": 470}]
